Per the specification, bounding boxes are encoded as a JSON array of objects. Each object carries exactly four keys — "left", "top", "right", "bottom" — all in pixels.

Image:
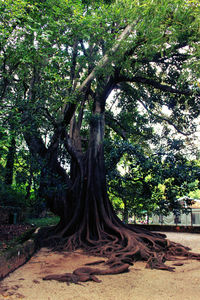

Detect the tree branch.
[
  {"left": 119, "top": 82, "right": 195, "bottom": 136},
  {"left": 138, "top": 99, "right": 194, "bottom": 136},
  {"left": 105, "top": 112, "right": 127, "bottom": 139},
  {"left": 78, "top": 23, "right": 135, "bottom": 93},
  {"left": 61, "top": 22, "right": 137, "bottom": 125},
  {"left": 70, "top": 40, "right": 78, "bottom": 87},
  {"left": 117, "top": 75, "right": 199, "bottom": 96}
]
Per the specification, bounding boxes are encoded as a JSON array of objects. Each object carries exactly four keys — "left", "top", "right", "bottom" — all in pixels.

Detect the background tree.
[{"left": 107, "top": 138, "right": 200, "bottom": 223}]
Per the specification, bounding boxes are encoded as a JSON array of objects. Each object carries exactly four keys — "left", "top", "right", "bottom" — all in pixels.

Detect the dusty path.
[{"left": 0, "top": 232, "right": 200, "bottom": 300}]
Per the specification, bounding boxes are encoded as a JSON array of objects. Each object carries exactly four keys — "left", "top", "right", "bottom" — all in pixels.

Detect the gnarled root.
[
  {"left": 43, "top": 263, "right": 130, "bottom": 284},
  {"left": 145, "top": 253, "right": 175, "bottom": 271},
  {"left": 40, "top": 225, "right": 200, "bottom": 285}
]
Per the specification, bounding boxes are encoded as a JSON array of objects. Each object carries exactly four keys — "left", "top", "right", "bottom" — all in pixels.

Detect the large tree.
[{"left": 1, "top": 0, "right": 200, "bottom": 282}]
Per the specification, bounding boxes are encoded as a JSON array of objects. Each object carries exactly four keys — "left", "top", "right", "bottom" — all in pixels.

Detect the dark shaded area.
[
  {"left": 133, "top": 224, "right": 200, "bottom": 233},
  {"left": 0, "top": 225, "right": 32, "bottom": 242},
  {"left": 0, "top": 224, "right": 33, "bottom": 252}
]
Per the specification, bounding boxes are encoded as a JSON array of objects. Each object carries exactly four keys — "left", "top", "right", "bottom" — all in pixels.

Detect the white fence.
[{"left": 152, "top": 209, "right": 200, "bottom": 226}]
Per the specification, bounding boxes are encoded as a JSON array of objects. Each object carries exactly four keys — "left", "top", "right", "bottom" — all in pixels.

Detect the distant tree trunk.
[
  {"left": 4, "top": 136, "right": 16, "bottom": 185},
  {"left": 122, "top": 199, "right": 128, "bottom": 224},
  {"left": 25, "top": 165, "right": 33, "bottom": 200}
]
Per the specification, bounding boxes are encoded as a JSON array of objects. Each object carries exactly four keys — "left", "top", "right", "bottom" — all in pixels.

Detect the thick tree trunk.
[{"left": 49, "top": 112, "right": 118, "bottom": 245}]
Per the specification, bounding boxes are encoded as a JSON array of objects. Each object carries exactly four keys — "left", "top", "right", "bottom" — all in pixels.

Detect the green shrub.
[
  {"left": 26, "top": 216, "right": 60, "bottom": 227},
  {"left": 0, "top": 181, "right": 26, "bottom": 208}
]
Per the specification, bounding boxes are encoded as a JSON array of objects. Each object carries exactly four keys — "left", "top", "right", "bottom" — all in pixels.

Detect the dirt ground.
[{"left": 0, "top": 232, "right": 200, "bottom": 300}]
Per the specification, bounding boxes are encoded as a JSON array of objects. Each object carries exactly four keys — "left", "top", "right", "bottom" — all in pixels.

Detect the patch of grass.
[{"left": 26, "top": 216, "right": 60, "bottom": 227}]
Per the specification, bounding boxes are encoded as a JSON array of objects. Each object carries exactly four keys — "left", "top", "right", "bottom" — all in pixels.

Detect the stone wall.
[{"left": 0, "top": 238, "right": 36, "bottom": 279}]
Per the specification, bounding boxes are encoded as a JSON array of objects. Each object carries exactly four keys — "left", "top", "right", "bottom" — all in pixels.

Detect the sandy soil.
[{"left": 0, "top": 232, "right": 200, "bottom": 300}]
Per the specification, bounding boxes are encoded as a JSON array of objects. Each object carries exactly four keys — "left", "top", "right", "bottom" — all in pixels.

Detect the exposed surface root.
[
  {"left": 38, "top": 224, "right": 200, "bottom": 284},
  {"left": 146, "top": 255, "right": 175, "bottom": 271},
  {"left": 85, "top": 260, "right": 105, "bottom": 266},
  {"left": 43, "top": 263, "right": 129, "bottom": 284}
]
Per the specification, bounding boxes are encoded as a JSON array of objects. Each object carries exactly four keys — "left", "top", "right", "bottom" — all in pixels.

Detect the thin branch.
[
  {"left": 119, "top": 82, "right": 194, "bottom": 136},
  {"left": 80, "top": 39, "right": 88, "bottom": 57},
  {"left": 138, "top": 99, "right": 194, "bottom": 136},
  {"left": 117, "top": 75, "right": 200, "bottom": 96},
  {"left": 70, "top": 40, "right": 78, "bottom": 85},
  {"left": 105, "top": 112, "right": 127, "bottom": 139}
]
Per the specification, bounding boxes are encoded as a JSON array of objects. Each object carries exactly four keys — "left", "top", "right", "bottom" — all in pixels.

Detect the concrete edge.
[{"left": 0, "top": 228, "right": 39, "bottom": 280}]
